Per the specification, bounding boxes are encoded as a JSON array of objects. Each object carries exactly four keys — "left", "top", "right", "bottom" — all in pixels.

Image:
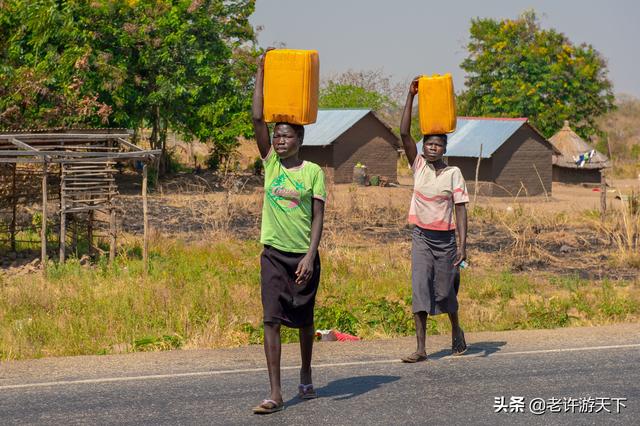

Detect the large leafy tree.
[
  {"left": 0, "top": 0, "right": 257, "bottom": 171},
  {"left": 459, "top": 10, "right": 615, "bottom": 140},
  {"left": 0, "top": 0, "right": 113, "bottom": 127}
]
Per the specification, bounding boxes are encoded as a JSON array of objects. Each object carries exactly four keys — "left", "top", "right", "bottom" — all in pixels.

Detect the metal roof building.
[
  {"left": 299, "top": 109, "right": 400, "bottom": 183},
  {"left": 303, "top": 110, "right": 371, "bottom": 146},
  {"left": 417, "top": 117, "right": 534, "bottom": 157},
  {"left": 423, "top": 117, "right": 555, "bottom": 197}
]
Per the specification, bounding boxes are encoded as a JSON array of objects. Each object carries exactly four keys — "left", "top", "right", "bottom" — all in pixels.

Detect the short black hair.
[
  {"left": 422, "top": 134, "right": 447, "bottom": 144},
  {"left": 275, "top": 122, "right": 305, "bottom": 144}
]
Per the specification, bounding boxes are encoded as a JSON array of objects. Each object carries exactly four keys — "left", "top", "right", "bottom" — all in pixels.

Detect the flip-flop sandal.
[
  {"left": 401, "top": 352, "right": 428, "bottom": 363},
  {"left": 298, "top": 384, "right": 317, "bottom": 399},
  {"left": 252, "top": 399, "right": 284, "bottom": 414},
  {"left": 452, "top": 330, "right": 468, "bottom": 356}
]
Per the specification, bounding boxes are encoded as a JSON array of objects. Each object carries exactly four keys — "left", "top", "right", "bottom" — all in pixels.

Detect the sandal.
[
  {"left": 401, "top": 352, "right": 428, "bottom": 363},
  {"left": 298, "top": 383, "right": 317, "bottom": 399},
  {"left": 452, "top": 329, "right": 467, "bottom": 356},
  {"left": 252, "top": 399, "right": 284, "bottom": 414}
]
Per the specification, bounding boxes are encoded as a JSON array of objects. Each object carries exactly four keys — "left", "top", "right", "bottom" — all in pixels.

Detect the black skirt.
[{"left": 260, "top": 245, "right": 321, "bottom": 328}]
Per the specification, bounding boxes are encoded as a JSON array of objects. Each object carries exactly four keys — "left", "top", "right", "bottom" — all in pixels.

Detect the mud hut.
[
  {"left": 418, "top": 117, "right": 555, "bottom": 197},
  {"left": 549, "top": 121, "right": 610, "bottom": 184},
  {"left": 299, "top": 109, "right": 400, "bottom": 183}
]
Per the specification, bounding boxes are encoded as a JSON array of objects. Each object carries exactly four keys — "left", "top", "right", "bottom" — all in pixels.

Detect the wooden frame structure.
[{"left": 0, "top": 130, "right": 160, "bottom": 271}]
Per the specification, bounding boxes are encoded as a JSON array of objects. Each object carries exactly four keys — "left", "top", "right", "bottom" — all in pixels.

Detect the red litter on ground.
[{"left": 315, "top": 329, "right": 360, "bottom": 342}]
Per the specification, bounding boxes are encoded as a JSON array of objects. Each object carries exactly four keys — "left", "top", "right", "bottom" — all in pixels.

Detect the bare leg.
[
  {"left": 402, "top": 312, "right": 428, "bottom": 362},
  {"left": 414, "top": 311, "right": 428, "bottom": 355},
  {"left": 263, "top": 322, "right": 283, "bottom": 403},
  {"left": 299, "top": 324, "right": 315, "bottom": 384},
  {"left": 448, "top": 311, "right": 463, "bottom": 339},
  {"left": 448, "top": 311, "right": 467, "bottom": 354}
]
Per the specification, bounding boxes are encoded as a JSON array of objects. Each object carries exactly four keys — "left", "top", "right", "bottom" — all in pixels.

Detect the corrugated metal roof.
[
  {"left": 416, "top": 117, "right": 527, "bottom": 158},
  {"left": 302, "top": 109, "right": 371, "bottom": 146}
]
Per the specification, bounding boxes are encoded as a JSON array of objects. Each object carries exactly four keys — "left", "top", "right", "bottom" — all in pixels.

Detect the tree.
[
  {"left": 319, "top": 69, "right": 403, "bottom": 136},
  {"left": 0, "top": 1, "right": 112, "bottom": 128},
  {"left": 319, "top": 69, "right": 401, "bottom": 109},
  {"left": 459, "top": 10, "right": 615, "bottom": 140},
  {"left": 0, "top": 0, "right": 258, "bottom": 172},
  {"left": 319, "top": 82, "right": 391, "bottom": 111}
]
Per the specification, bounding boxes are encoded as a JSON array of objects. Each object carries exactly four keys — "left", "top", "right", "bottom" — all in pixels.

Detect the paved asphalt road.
[{"left": 1, "top": 324, "right": 639, "bottom": 425}]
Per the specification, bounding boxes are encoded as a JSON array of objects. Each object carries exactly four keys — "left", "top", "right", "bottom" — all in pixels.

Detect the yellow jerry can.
[
  {"left": 418, "top": 74, "right": 456, "bottom": 135},
  {"left": 263, "top": 49, "right": 319, "bottom": 125}
]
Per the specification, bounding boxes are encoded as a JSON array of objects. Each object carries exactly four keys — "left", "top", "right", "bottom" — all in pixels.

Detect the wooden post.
[
  {"left": 59, "top": 164, "right": 66, "bottom": 262},
  {"left": 41, "top": 160, "right": 48, "bottom": 272},
  {"left": 10, "top": 162, "right": 17, "bottom": 252},
  {"left": 600, "top": 169, "right": 607, "bottom": 219},
  {"left": 142, "top": 163, "right": 149, "bottom": 276},
  {"left": 87, "top": 210, "right": 94, "bottom": 256},
  {"left": 109, "top": 145, "right": 117, "bottom": 264},
  {"left": 109, "top": 207, "right": 116, "bottom": 263},
  {"left": 72, "top": 216, "right": 78, "bottom": 257},
  {"left": 532, "top": 163, "right": 549, "bottom": 201},
  {"left": 473, "top": 144, "right": 483, "bottom": 206}
]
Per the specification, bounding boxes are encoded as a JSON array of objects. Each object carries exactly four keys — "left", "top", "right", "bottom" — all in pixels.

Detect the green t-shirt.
[{"left": 260, "top": 149, "right": 326, "bottom": 253}]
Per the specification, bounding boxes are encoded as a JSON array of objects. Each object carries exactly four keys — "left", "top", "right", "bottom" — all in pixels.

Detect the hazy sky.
[{"left": 250, "top": 0, "right": 639, "bottom": 98}]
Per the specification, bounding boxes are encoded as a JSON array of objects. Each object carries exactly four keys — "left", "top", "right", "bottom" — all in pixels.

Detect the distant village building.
[
  {"left": 548, "top": 121, "right": 610, "bottom": 184},
  {"left": 299, "top": 109, "right": 400, "bottom": 184},
  {"left": 418, "top": 117, "right": 555, "bottom": 197}
]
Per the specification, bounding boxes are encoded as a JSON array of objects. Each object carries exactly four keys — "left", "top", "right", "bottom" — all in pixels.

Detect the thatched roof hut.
[{"left": 549, "top": 121, "right": 610, "bottom": 184}]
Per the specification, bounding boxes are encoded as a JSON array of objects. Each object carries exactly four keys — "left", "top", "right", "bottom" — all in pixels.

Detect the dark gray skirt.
[
  {"left": 411, "top": 226, "right": 460, "bottom": 315},
  {"left": 260, "top": 245, "right": 320, "bottom": 328}
]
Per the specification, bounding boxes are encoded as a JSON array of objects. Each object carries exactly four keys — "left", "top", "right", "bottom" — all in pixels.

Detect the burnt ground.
[{"left": 1, "top": 171, "right": 638, "bottom": 282}]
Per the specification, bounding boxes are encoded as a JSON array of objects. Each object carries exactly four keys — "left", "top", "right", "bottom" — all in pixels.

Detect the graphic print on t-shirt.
[{"left": 267, "top": 173, "right": 305, "bottom": 209}]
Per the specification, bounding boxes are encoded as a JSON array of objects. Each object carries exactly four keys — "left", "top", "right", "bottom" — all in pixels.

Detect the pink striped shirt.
[{"left": 408, "top": 155, "right": 469, "bottom": 231}]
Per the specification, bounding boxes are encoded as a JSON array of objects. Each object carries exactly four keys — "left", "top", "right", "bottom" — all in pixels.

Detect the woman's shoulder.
[
  {"left": 303, "top": 161, "right": 324, "bottom": 174},
  {"left": 444, "top": 166, "right": 466, "bottom": 184},
  {"left": 445, "top": 165, "right": 463, "bottom": 175}
]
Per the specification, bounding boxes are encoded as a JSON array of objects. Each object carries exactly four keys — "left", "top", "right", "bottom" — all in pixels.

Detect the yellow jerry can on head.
[
  {"left": 263, "top": 49, "right": 319, "bottom": 125},
  {"left": 418, "top": 73, "right": 456, "bottom": 135}
]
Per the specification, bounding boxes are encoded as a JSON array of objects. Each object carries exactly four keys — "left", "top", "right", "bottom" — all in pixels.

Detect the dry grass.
[
  {"left": 1, "top": 173, "right": 639, "bottom": 360},
  {"left": 597, "top": 95, "right": 640, "bottom": 179},
  {"left": 1, "top": 231, "right": 638, "bottom": 360}
]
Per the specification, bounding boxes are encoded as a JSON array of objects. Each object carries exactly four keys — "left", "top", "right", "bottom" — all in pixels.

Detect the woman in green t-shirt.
[{"left": 250, "top": 48, "right": 327, "bottom": 415}]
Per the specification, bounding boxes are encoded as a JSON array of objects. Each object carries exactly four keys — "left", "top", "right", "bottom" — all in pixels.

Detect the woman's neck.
[
  {"left": 427, "top": 158, "right": 447, "bottom": 169},
  {"left": 280, "top": 155, "right": 303, "bottom": 169}
]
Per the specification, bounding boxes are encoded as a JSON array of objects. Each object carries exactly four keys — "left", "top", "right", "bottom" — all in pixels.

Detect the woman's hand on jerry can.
[
  {"left": 409, "top": 76, "right": 420, "bottom": 96},
  {"left": 260, "top": 47, "right": 276, "bottom": 67}
]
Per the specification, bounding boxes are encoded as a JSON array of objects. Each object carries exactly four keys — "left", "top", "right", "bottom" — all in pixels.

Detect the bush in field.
[{"left": 315, "top": 303, "right": 360, "bottom": 336}]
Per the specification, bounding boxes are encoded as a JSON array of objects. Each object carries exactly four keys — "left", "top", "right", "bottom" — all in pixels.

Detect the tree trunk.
[
  {"left": 159, "top": 117, "right": 169, "bottom": 175},
  {"left": 150, "top": 105, "right": 170, "bottom": 178}
]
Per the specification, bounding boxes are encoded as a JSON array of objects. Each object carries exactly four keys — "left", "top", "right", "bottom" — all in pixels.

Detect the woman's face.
[
  {"left": 423, "top": 136, "right": 446, "bottom": 162},
  {"left": 272, "top": 124, "right": 300, "bottom": 159}
]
